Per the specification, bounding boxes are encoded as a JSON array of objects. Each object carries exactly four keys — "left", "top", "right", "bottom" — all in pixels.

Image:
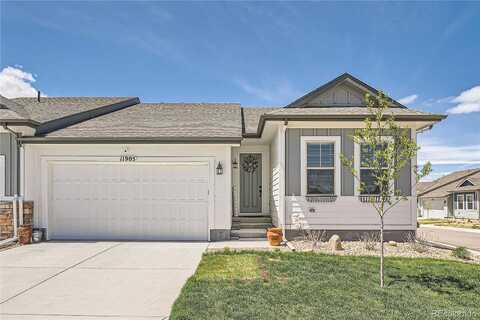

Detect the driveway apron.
[{"left": 0, "top": 241, "right": 207, "bottom": 319}]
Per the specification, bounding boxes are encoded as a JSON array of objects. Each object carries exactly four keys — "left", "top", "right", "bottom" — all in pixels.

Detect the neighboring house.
[
  {"left": 418, "top": 169, "right": 480, "bottom": 219},
  {"left": 0, "top": 73, "right": 445, "bottom": 241}
]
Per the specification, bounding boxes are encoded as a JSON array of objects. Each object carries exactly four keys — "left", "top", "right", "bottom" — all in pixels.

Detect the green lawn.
[
  {"left": 419, "top": 218, "right": 480, "bottom": 229},
  {"left": 170, "top": 251, "right": 480, "bottom": 320}
]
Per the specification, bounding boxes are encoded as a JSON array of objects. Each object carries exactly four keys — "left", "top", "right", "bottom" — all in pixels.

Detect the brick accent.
[{"left": 0, "top": 201, "right": 34, "bottom": 240}]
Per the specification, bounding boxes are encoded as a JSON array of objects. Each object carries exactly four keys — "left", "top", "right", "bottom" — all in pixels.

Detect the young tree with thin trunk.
[{"left": 340, "top": 92, "right": 431, "bottom": 288}]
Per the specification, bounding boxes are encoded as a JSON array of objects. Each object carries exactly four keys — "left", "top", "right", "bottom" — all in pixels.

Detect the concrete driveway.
[
  {"left": 0, "top": 241, "right": 207, "bottom": 319},
  {"left": 418, "top": 225, "right": 480, "bottom": 251}
]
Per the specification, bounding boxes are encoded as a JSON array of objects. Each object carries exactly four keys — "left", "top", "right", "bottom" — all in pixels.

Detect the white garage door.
[{"left": 49, "top": 161, "right": 210, "bottom": 240}]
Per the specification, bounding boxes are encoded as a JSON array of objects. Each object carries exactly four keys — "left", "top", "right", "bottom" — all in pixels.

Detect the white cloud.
[
  {"left": 446, "top": 85, "right": 480, "bottom": 114},
  {"left": 398, "top": 94, "right": 418, "bottom": 105},
  {"left": 0, "top": 66, "right": 42, "bottom": 98},
  {"left": 234, "top": 78, "right": 300, "bottom": 104},
  {"left": 418, "top": 139, "right": 480, "bottom": 165},
  {"left": 420, "top": 171, "right": 452, "bottom": 182}
]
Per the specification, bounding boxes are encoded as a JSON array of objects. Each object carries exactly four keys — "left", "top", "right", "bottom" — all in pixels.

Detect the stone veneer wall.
[{"left": 0, "top": 201, "right": 33, "bottom": 240}]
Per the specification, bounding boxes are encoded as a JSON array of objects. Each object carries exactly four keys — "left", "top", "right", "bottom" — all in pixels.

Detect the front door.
[{"left": 240, "top": 153, "right": 262, "bottom": 213}]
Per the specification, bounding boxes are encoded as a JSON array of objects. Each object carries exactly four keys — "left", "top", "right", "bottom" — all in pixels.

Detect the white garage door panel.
[{"left": 49, "top": 162, "right": 210, "bottom": 240}]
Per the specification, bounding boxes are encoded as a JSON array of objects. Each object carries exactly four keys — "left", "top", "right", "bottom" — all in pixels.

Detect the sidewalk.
[
  {"left": 419, "top": 224, "right": 480, "bottom": 234},
  {"left": 207, "top": 240, "right": 288, "bottom": 252},
  {"left": 418, "top": 225, "right": 480, "bottom": 251}
]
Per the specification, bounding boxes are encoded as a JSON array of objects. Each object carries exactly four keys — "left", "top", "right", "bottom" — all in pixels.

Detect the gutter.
[
  {"left": 247, "top": 113, "right": 448, "bottom": 139},
  {"left": 2, "top": 124, "right": 20, "bottom": 137},
  {"left": 0, "top": 119, "right": 40, "bottom": 128},
  {"left": 18, "top": 136, "right": 243, "bottom": 144},
  {"left": 416, "top": 124, "right": 434, "bottom": 134}
]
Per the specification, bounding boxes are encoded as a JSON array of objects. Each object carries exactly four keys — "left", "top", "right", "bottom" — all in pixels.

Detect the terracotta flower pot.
[
  {"left": 18, "top": 224, "right": 32, "bottom": 245},
  {"left": 268, "top": 227, "right": 283, "bottom": 236},
  {"left": 267, "top": 228, "right": 283, "bottom": 246}
]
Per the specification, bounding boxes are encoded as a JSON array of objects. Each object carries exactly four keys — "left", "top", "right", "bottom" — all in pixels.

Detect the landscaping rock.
[
  {"left": 388, "top": 241, "right": 397, "bottom": 247},
  {"left": 328, "top": 234, "right": 343, "bottom": 251},
  {"left": 290, "top": 240, "right": 479, "bottom": 264}
]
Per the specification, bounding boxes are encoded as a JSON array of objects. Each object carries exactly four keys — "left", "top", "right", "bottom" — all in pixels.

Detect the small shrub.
[
  {"left": 405, "top": 232, "right": 428, "bottom": 253},
  {"left": 303, "top": 229, "right": 327, "bottom": 250},
  {"left": 360, "top": 232, "right": 379, "bottom": 251},
  {"left": 452, "top": 247, "right": 470, "bottom": 260}
]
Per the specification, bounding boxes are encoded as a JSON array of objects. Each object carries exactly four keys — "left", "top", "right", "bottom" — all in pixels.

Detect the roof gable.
[
  {"left": 458, "top": 179, "right": 475, "bottom": 187},
  {"left": 285, "top": 73, "right": 406, "bottom": 109},
  {"left": 419, "top": 168, "right": 480, "bottom": 197}
]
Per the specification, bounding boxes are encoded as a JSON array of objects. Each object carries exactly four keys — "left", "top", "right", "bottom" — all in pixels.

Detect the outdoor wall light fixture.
[
  {"left": 232, "top": 158, "right": 238, "bottom": 169},
  {"left": 216, "top": 162, "right": 223, "bottom": 175}
]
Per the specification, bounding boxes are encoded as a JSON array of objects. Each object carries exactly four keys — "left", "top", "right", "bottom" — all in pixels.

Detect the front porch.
[{"left": 231, "top": 143, "right": 273, "bottom": 240}]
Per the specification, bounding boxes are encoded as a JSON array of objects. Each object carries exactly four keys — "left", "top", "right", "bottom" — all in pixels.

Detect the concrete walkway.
[
  {"left": 418, "top": 226, "right": 480, "bottom": 251},
  {"left": 207, "top": 240, "right": 285, "bottom": 251},
  {"left": 0, "top": 241, "right": 207, "bottom": 319}
]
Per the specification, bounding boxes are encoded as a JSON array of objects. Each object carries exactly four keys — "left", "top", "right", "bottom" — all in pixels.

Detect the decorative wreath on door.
[{"left": 242, "top": 155, "right": 259, "bottom": 174}]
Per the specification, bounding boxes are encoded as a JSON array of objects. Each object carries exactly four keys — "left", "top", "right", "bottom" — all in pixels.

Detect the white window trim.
[
  {"left": 456, "top": 194, "right": 465, "bottom": 210},
  {"left": 0, "top": 155, "right": 5, "bottom": 197},
  {"left": 456, "top": 193, "right": 477, "bottom": 211},
  {"left": 354, "top": 136, "right": 394, "bottom": 196},
  {"left": 465, "top": 193, "right": 474, "bottom": 210},
  {"left": 300, "top": 136, "right": 341, "bottom": 196}
]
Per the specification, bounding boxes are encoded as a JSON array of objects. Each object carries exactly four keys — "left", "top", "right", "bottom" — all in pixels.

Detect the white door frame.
[
  {"left": 41, "top": 155, "right": 215, "bottom": 240},
  {"left": 232, "top": 145, "right": 270, "bottom": 216}
]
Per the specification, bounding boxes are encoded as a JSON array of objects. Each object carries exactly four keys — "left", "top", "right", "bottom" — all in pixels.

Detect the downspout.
[
  {"left": 19, "top": 143, "right": 25, "bottom": 226},
  {"left": 416, "top": 124, "right": 433, "bottom": 134},
  {"left": 280, "top": 123, "right": 287, "bottom": 242}
]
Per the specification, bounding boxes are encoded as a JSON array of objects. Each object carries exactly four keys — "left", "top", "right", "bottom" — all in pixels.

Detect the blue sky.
[{"left": 1, "top": 1, "right": 479, "bottom": 180}]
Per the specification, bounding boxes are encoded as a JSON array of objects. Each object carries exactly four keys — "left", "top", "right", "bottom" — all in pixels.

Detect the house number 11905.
[{"left": 120, "top": 155, "right": 137, "bottom": 162}]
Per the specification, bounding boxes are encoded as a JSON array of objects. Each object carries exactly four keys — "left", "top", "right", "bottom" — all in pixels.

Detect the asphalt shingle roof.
[
  {"left": 242, "top": 107, "right": 281, "bottom": 134},
  {"left": 0, "top": 95, "right": 31, "bottom": 120},
  {"left": 12, "top": 97, "right": 137, "bottom": 123},
  {"left": 0, "top": 109, "right": 28, "bottom": 120},
  {"left": 44, "top": 103, "right": 243, "bottom": 139},
  {"left": 417, "top": 181, "right": 435, "bottom": 194},
  {"left": 419, "top": 169, "right": 480, "bottom": 198},
  {"left": 447, "top": 185, "right": 480, "bottom": 193}
]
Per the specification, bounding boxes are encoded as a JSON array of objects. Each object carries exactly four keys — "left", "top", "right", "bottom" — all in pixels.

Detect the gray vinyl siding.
[
  {"left": 0, "top": 133, "right": 18, "bottom": 196},
  {"left": 394, "top": 129, "right": 412, "bottom": 196},
  {"left": 285, "top": 128, "right": 412, "bottom": 196}
]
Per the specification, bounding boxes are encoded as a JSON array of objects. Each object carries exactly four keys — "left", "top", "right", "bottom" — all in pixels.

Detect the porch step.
[
  {"left": 237, "top": 237, "right": 267, "bottom": 241},
  {"left": 231, "top": 215, "right": 272, "bottom": 239},
  {"left": 232, "top": 216, "right": 272, "bottom": 223},
  {"left": 230, "top": 229, "right": 267, "bottom": 239},
  {"left": 231, "top": 222, "right": 272, "bottom": 230},
  {"left": 229, "top": 236, "right": 268, "bottom": 241}
]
